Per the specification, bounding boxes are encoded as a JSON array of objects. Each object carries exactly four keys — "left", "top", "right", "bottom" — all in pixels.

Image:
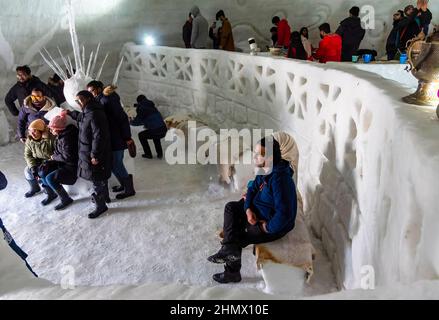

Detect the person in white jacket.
[{"left": 300, "top": 27, "right": 313, "bottom": 59}]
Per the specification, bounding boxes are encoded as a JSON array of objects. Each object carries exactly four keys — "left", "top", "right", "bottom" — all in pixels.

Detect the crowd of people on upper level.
[{"left": 182, "top": 0, "right": 433, "bottom": 64}]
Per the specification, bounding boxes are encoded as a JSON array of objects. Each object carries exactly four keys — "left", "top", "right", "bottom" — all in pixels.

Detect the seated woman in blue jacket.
[
  {"left": 208, "top": 137, "right": 298, "bottom": 284},
  {"left": 130, "top": 95, "right": 167, "bottom": 159}
]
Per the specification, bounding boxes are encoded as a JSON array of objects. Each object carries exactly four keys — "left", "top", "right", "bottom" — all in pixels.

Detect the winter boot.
[
  {"left": 25, "top": 179, "right": 41, "bottom": 198},
  {"left": 104, "top": 181, "right": 111, "bottom": 204},
  {"left": 112, "top": 176, "right": 124, "bottom": 193},
  {"left": 116, "top": 175, "right": 136, "bottom": 200},
  {"left": 53, "top": 186, "right": 74, "bottom": 211},
  {"left": 213, "top": 271, "right": 242, "bottom": 284},
  {"left": 88, "top": 193, "right": 108, "bottom": 219},
  {"left": 207, "top": 244, "right": 242, "bottom": 264},
  {"left": 41, "top": 185, "right": 58, "bottom": 206}
]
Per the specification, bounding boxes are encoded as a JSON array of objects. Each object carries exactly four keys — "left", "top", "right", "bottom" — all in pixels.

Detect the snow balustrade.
[{"left": 118, "top": 44, "right": 439, "bottom": 290}]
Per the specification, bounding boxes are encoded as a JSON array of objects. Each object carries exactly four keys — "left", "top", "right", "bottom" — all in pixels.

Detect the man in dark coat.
[
  {"left": 208, "top": 138, "right": 298, "bottom": 284},
  {"left": 75, "top": 90, "right": 112, "bottom": 219},
  {"left": 183, "top": 13, "right": 193, "bottom": 48},
  {"left": 5, "top": 65, "right": 57, "bottom": 116},
  {"left": 130, "top": 95, "right": 167, "bottom": 160},
  {"left": 336, "top": 6, "right": 366, "bottom": 62},
  {"left": 87, "top": 81, "right": 135, "bottom": 200}
]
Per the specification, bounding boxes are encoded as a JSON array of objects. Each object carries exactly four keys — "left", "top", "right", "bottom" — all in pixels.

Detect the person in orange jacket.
[{"left": 313, "top": 23, "right": 342, "bottom": 63}]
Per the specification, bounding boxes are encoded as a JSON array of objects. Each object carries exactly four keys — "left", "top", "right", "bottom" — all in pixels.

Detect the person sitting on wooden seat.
[{"left": 207, "top": 137, "right": 298, "bottom": 284}]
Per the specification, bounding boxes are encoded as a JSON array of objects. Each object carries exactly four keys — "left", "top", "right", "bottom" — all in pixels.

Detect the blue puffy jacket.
[{"left": 244, "top": 160, "right": 298, "bottom": 235}]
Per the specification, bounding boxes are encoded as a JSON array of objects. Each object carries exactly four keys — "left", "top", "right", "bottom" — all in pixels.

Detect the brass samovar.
[{"left": 403, "top": 30, "right": 439, "bottom": 106}]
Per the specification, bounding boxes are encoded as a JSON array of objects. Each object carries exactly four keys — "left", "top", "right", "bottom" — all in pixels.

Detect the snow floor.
[{"left": 0, "top": 142, "right": 338, "bottom": 298}]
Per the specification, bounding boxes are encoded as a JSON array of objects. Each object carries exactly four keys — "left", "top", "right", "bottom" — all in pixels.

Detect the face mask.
[{"left": 216, "top": 21, "right": 223, "bottom": 29}]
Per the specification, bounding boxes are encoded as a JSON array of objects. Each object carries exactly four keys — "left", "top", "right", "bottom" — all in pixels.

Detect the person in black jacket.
[
  {"left": 386, "top": 10, "right": 405, "bottom": 60},
  {"left": 336, "top": 6, "right": 366, "bottom": 62},
  {"left": 130, "top": 95, "right": 167, "bottom": 159},
  {"left": 75, "top": 90, "right": 112, "bottom": 219},
  {"left": 395, "top": 4, "right": 430, "bottom": 53},
  {"left": 4, "top": 65, "right": 58, "bottom": 116},
  {"left": 183, "top": 13, "right": 193, "bottom": 48},
  {"left": 87, "top": 81, "right": 136, "bottom": 200},
  {"left": 38, "top": 112, "right": 78, "bottom": 211}
]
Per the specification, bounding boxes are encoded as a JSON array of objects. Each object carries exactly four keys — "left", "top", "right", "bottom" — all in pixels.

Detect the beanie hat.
[
  {"left": 28, "top": 119, "right": 46, "bottom": 132},
  {"left": 49, "top": 111, "right": 68, "bottom": 131}
]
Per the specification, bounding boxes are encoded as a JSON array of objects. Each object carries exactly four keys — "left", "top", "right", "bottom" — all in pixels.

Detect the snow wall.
[
  {"left": 1, "top": 0, "right": 439, "bottom": 143},
  {"left": 117, "top": 45, "right": 439, "bottom": 290}
]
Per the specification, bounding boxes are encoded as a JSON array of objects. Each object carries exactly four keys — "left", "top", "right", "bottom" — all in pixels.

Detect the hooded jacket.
[
  {"left": 77, "top": 101, "right": 112, "bottom": 182},
  {"left": 244, "top": 160, "right": 298, "bottom": 235},
  {"left": 5, "top": 76, "right": 57, "bottom": 116},
  {"left": 336, "top": 16, "right": 366, "bottom": 61},
  {"left": 190, "top": 6, "right": 208, "bottom": 49},
  {"left": 130, "top": 98, "right": 167, "bottom": 132},
  {"left": 18, "top": 97, "right": 57, "bottom": 139}
]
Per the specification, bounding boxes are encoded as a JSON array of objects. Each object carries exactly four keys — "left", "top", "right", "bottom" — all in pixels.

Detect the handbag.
[{"left": 128, "top": 140, "right": 137, "bottom": 158}]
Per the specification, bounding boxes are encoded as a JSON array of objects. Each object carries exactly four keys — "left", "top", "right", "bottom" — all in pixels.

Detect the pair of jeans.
[
  {"left": 222, "top": 199, "right": 287, "bottom": 273},
  {"left": 24, "top": 167, "right": 37, "bottom": 181},
  {"left": 40, "top": 170, "right": 61, "bottom": 191},
  {"left": 112, "top": 150, "right": 129, "bottom": 180}
]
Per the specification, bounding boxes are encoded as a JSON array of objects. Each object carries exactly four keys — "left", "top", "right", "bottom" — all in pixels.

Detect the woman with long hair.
[{"left": 288, "top": 31, "right": 308, "bottom": 60}]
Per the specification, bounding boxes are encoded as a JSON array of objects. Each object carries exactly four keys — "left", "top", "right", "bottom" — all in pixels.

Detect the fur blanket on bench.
[{"left": 255, "top": 195, "right": 315, "bottom": 282}]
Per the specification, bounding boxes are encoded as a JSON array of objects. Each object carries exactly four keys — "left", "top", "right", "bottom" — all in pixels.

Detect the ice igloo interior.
[{"left": 1, "top": 0, "right": 439, "bottom": 300}]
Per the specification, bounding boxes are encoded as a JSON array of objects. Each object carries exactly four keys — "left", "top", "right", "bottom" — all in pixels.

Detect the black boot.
[
  {"left": 213, "top": 271, "right": 242, "bottom": 284},
  {"left": 53, "top": 186, "right": 74, "bottom": 211},
  {"left": 116, "top": 175, "right": 136, "bottom": 200},
  {"left": 104, "top": 181, "right": 111, "bottom": 204},
  {"left": 41, "top": 185, "right": 58, "bottom": 206},
  {"left": 88, "top": 193, "right": 108, "bottom": 219},
  {"left": 25, "top": 179, "right": 41, "bottom": 198},
  {"left": 207, "top": 244, "right": 242, "bottom": 264},
  {"left": 112, "top": 176, "right": 124, "bottom": 193}
]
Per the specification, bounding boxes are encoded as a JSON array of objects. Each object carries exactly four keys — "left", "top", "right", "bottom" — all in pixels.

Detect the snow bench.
[{"left": 254, "top": 196, "right": 315, "bottom": 296}]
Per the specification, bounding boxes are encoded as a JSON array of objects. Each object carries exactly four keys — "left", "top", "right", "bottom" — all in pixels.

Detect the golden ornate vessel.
[{"left": 403, "top": 31, "right": 439, "bottom": 106}]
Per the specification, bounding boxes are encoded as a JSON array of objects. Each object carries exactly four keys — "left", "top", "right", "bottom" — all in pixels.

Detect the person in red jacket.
[
  {"left": 314, "top": 23, "right": 342, "bottom": 63},
  {"left": 272, "top": 16, "right": 291, "bottom": 49}
]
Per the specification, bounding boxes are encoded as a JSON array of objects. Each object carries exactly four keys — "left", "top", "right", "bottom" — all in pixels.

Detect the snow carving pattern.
[
  {"left": 123, "top": 49, "right": 143, "bottom": 73},
  {"left": 200, "top": 58, "right": 220, "bottom": 87},
  {"left": 226, "top": 59, "right": 246, "bottom": 95},
  {"left": 119, "top": 45, "right": 439, "bottom": 291},
  {"left": 148, "top": 53, "right": 168, "bottom": 78},
  {"left": 174, "top": 56, "right": 193, "bottom": 81}
]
